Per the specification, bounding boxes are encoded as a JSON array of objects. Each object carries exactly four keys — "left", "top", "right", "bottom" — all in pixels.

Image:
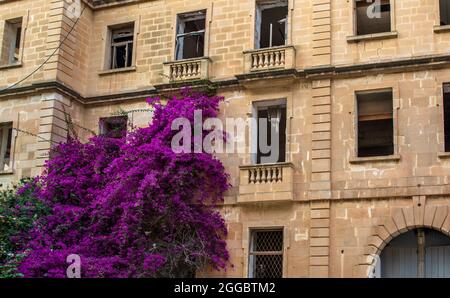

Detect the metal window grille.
[
  {"left": 249, "top": 229, "right": 283, "bottom": 278},
  {"left": 110, "top": 26, "right": 134, "bottom": 69}
]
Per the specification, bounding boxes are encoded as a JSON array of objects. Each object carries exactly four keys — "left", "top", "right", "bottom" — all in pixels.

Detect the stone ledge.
[
  {"left": 438, "top": 152, "right": 450, "bottom": 158},
  {"left": 347, "top": 31, "right": 398, "bottom": 43},
  {"left": 0, "top": 171, "right": 14, "bottom": 176},
  {"left": 0, "top": 62, "right": 22, "bottom": 71},
  {"left": 434, "top": 25, "right": 450, "bottom": 33},
  {"left": 98, "top": 66, "right": 136, "bottom": 76},
  {"left": 349, "top": 154, "right": 401, "bottom": 164}
]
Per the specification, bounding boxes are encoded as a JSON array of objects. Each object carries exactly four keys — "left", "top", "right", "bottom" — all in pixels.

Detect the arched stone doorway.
[{"left": 380, "top": 228, "right": 450, "bottom": 278}]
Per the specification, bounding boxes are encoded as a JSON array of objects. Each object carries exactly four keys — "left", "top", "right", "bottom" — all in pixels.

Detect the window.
[
  {"left": 440, "top": 0, "right": 450, "bottom": 26},
  {"left": 109, "top": 24, "right": 134, "bottom": 69},
  {"left": 0, "top": 123, "right": 13, "bottom": 172},
  {"left": 355, "top": 0, "right": 391, "bottom": 35},
  {"left": 255, "top": 0, "right": 288, "bottom": 49},
  {"left": 444, "top": 84, "right": 450, "bottom": 152},
  {"left": 249, "top": 229, "right": 283, "bottom": 278},
  {"left": 99, "top": 116, "right": 128, "bottom": 138},
  {"left": 175, "top": 10, "right": 206, "bottom": 60},
  {"left": 256, "top": 104, "right": 287, "bottom": 164},
  {"left": 1, "top": 17, "right": 22, "bottom": 65},
  {"left": 357, "top": 90, "right": 394, "bottom": 157}
]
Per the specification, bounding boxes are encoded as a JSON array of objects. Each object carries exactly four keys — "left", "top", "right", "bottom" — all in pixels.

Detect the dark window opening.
[
  {"left": 176, "top": 11, "right": 206, "bottom": 60},
  {"left": 256, "top": 0, "right": 288, "bottom": 49},
  {"left": 1, "top": 18, "right": 22, "bottom": 65},
  {"left": 0, "top": 123, "right": 13, "bottom": 172},
  {"left": 440, "top": 0, "right": 450, "bottom": 26},
  {"left": 249, "top": 230, "right": 283, "bottom": 278},
  {"left": 357, "top": 90, "right": 394, "bottom": 157},
  {"left": 444, "top": 84, "right": 450, "bottom": 152},
  {"left": 356, "top": 0, "right": 391, "bottom": 35},
  {"left": 14, "top": 26, "right": 22, "bottom": 61},
  {"left": 110, "top": 24, "right": 134, "bottom": 69},
  {"left": 99, "top": 116, "right": 128, "bottom": 138},
  {"left": 256, "top": 105, "right": 287, "bottom": 164}
]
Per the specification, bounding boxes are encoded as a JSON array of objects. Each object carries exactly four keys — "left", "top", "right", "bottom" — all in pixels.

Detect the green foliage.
[{"left": 0, "top": 179, "right": 49, "bottom": 278}]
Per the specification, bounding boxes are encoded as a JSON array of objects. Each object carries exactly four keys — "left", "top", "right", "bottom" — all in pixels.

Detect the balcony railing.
[
  {"left": 163, "top": 57, "right": 211, "bottom": 83},
  {"left": 243, "top": 45, "right": 296, "bottom": 73},
  {"left": 238, "top": 162, "right": 294, "bottom": 203}
]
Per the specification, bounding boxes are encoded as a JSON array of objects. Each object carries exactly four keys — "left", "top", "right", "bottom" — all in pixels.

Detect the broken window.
[
  {"left": 444, "top": 84, "right": 450, "bottom": 152},
  {"left": 0, "top": 123, "right": 13, "bottom": 172},
  {"left": 256, "top": 104, "right": 287, "bottom": 164},
  {"left": 357, "top": 90, "right": 394, "bottom": 157},
  {"left": 175, "top": 10, "right": 206, "bottom": 60},
  {"left": 255, "top": 0, "right": 288, "bottom": 49},
  {"left": 249, "top": 229, "right": 283, "bottom": 278},
  {"left": 1, "top": 17, "right": 22, "bottom": 65},
  {"left": 99, "top": 116, "right": 128, "bottom": 138},
  {"left": 355, "top": 0, "right": 391, "bottom": 35},
  {"left": 109, "top": 24, "right": 134, "bottom": 69},
  {"left": 440, "top": 0, "right": 450, "bottom": 26}
]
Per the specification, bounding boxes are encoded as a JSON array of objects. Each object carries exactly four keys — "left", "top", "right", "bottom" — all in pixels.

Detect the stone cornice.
[{"left": 2, "top": 54, "right": 450, "bottom": 105}]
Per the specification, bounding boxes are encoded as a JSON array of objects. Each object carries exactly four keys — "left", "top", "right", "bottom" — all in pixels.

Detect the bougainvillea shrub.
[
  {"left": 0, "top": 179, "right": 49, "bottom": 278},
  {"left": 17, "top": 90, "right": 230, "bottom": 278}
]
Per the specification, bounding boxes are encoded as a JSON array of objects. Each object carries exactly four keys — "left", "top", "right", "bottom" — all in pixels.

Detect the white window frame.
[
  {"left": 175, "top": 10, "right": 207, "bottom": 60},
  {"left": 102, "top": 20, "right": 139, "bottom": 71},
  {"left": 253, "top": 0, "right": 290, "bottom": 49},
  {"left": 251, "top": 99, "right": 287, "bottom": 165}
]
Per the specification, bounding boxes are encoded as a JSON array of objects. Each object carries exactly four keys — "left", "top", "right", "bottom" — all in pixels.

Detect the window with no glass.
[
  {"left": 255, "top": 103, "right": 287, "bottom": 164},
  {"left": 0, "top": 122, "right": 13, "bottom": 173},
  {"left": 440, "top": 0, "right": 450, "bottom": 26},
  {"left": 255, "top": 0, "right": 288, "bottom": 49},
  {"left": 99, "top": 116, "right": 128, "bottom": 138},
  {"left": 1, "top": 17, "right": 22, "bottom": 65},
  {"left": 357, "top": 90, "right": 394, "bottom": 158},
  {"left": 355, "top": 0, "right": 391, "bottom": 35},
  {"left": 443, "top": 84, "right": 450, "bottom": 152},
  {"left": 175, "top": 10, "right": 206, "bottom": 60},
  {"left": 108, "top": 23, "right": 135, "bottom": 69},
  {"left": 248, "top": 229, "right": 283, "bottom": 278}
]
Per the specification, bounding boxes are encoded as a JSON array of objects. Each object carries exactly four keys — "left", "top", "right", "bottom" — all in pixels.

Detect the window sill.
[
  {"left": 0, "top": 171, "right": 14, "bottom": 176},
  {"left": 434, "top": 25, "right": 450, "bottom": 33},
  {"left": 0, "top": 62, "right": 22, "bottom": 70},
  {"left": 163, "top": 56, "right": 211, "bottom": 64},
  {"left": 239, "top": 162, "right": 294, "bottom": 170},
  {"left": 438, "top": 152, "right": 450, "bottom": 158},
  {"left": 349, "top": 154, "right": 401, "bottom": 164},
  {"left": 347, "top": 31, "right": 398, "bottom": 43},
  {"left": 98, "top": 66, "right": 136, "bottom": 76}
]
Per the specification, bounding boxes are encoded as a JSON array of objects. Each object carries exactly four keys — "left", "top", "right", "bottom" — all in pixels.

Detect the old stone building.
[{"left": 2, "top": 0, "right": 450, "bottom": 278}]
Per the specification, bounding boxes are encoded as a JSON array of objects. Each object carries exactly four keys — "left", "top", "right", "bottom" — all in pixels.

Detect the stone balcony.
[
  {"left": 238, "top": 162, "right": 294, "bottom": 203},
  {"left": 243, "top": 45, "right": 296, "bottom": 73},
  {"left": 163, "top": 57, "right": 211, "bottom": 83}
]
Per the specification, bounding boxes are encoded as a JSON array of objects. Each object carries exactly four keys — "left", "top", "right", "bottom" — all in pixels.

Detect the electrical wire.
[{"left": 0, "top": 4, "right": 87, "bottom": 93}]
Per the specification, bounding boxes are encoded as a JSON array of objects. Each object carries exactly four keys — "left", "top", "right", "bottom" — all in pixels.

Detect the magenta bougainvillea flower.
[{"left": 18, "top": 89, "right": 230, "bottom": 277}]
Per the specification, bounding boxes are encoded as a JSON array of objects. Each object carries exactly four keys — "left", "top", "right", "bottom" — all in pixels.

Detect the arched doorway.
[{"left": 380, "top": 228, "right": 450, "bottom": 278}]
